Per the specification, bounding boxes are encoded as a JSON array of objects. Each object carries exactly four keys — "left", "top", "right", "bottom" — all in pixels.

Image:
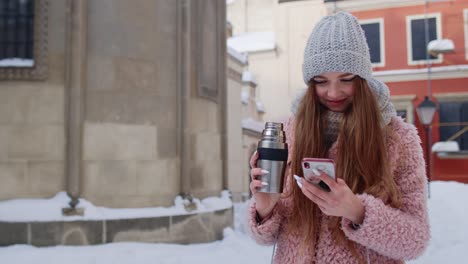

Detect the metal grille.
[{"left": 0, "top": 0, "right": 34, "bottom": 60}]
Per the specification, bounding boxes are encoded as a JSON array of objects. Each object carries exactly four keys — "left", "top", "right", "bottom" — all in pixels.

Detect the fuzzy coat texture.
[{"left": 246, "top": 116, "right": 430, "bottom": 264}]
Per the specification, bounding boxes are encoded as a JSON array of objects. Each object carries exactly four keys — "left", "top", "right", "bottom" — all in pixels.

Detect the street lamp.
[
  {"left": 417, "top": 96, "right": 437, "bottom": 126},
  {"left": 416, "top": 96, "right": 437, "bottom": 198},
  {"left": 421, "top": 35, "right": 454, "bottom": 198}
]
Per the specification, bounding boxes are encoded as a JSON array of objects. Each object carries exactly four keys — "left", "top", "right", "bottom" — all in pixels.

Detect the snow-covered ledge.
[
  {"left": 432, "top": 141, "right": 468, "bottom": 159},
  {"left": 0, "top": 191, "right": 233, "bottom": 246},
  {"left": 0, "top": 58, "right": 35, "bottom": 67}
]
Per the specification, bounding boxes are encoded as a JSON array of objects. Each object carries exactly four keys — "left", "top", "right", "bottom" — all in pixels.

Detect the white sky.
[{"left": 0, "top": 181, "right": 467, "bottom": 264}]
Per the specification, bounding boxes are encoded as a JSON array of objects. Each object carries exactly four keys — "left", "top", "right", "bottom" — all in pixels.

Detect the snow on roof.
[
  {"left": 227, "top": 46, "right": 248, "bottom": 65},
  {"left": 432, "top": 141, "right": 460, "bottom": 153},
  {"left": 256, "top": 99, "right": 266, "bottom": 113},
  {"left": 242, "top": 71, "right": 257, "bottom": 85},
  {"left": 242, "top": 117, "right": 264, "bottom": 133},
  {"left": 227, "top": 31, "right": 276, "bottom": 53},
  {"left": 428, "top": 39, "right": 455, "bottom": 54},
  {"left": 241, "top": 90, "right": 249, "bottom": 105}
]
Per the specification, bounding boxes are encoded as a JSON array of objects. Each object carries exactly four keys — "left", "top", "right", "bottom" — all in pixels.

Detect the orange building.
[{"left": 336, "top": 0, "right": 468, "bottom": 183}]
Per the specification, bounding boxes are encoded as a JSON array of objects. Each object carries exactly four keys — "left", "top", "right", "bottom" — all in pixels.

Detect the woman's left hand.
[{"left": 295, "top": 171, "right": 365, "bottom": 224}]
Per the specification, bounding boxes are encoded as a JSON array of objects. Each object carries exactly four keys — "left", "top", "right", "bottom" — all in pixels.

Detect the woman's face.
[{"left": 312, "top": 72, "right": 356, "bottom": 113}]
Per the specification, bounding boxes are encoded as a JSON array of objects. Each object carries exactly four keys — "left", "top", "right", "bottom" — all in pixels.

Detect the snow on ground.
[
  {"left": 0, "top": 181, "right": 467, "bottom": 264},
  {"left": 0, "top": 191, "right": 232, "bottom": 222}
]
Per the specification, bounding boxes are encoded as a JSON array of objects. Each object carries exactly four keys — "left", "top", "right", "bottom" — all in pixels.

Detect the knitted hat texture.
[{"left": 302, "top": 12, "right": 373, "bottom": 84}]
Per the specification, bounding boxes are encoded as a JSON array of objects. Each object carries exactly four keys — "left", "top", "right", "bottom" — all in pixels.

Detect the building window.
[
  {"left": 397, "top": 110, "right": 407, "bottom": 120},
  {"left": 439, "top": 101, "right": 468, "bottom": 150},
  {"left": 464, "top": 9, "right": 468, "bottom": 61},
  {"left": 0, "top": 0, "right": 34, "bottom": 67},
  {"left": 406, "top": 13, "right": 442, "bottom": 65},
  {"left": 391, "top": 94, "right": 416, "bottom": 124},
  {"left": 0, "top": 0, "right": 48, "bottom": 80},
  {"left": 360, "top": 18, "right": 385, "bottom": 67}
]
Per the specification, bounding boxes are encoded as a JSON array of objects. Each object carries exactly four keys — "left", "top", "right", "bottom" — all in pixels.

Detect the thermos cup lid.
[{"left": 261, "top": 122, "right": 286, "bottom": 143}]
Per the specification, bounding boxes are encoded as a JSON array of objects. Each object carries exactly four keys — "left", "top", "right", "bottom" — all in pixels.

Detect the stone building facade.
[{"left": 0, "top": 0, "right": 228, "bottom": 209}]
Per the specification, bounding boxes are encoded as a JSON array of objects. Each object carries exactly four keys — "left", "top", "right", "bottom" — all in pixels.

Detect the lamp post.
[
  {"left": 416, "top": 96, "right": 437, "bottom": 198},
  {"left": 421, "top": 0, "right": 453, "bottom": 198}
]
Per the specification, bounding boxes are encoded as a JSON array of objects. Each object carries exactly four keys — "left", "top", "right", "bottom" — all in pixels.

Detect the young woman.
[{"left": 247, "top": 12, "right": 430, "bottom": 264}]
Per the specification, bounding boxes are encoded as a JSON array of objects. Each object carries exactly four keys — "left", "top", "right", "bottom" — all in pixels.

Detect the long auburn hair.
[{"left": 287, "top": 76, "right": 402, "bottom": 260}]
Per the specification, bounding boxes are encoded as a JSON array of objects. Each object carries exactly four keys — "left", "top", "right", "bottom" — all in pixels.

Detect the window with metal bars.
[{"left": 0, "top": 0, "right": 34, "bottom": 67}]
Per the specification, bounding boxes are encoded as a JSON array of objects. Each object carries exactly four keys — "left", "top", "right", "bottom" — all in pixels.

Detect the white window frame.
[
  {"left": 434, "top": 92, "right": 468, "bottom": 103},
  {"left": 464, "top": 9, "right": 468, "bottom": 61},
  {"left": 360, "top": 18, "right": 385, "bottom": 68},
  {"left": 406, "top": 13, "right": 443, "bottom": 66},
  {"left": 391, "top": 95, "right": 416, "bottom": 124}
]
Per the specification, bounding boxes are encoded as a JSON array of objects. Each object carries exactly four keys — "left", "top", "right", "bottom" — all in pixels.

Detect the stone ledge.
[{"left": 0, "top": 207, "right": 233, "bottom": 247}]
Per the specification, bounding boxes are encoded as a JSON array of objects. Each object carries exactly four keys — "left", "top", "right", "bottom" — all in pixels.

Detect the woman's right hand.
[{"left": 250, "top": 151, "right": 281, "bottom": 219}]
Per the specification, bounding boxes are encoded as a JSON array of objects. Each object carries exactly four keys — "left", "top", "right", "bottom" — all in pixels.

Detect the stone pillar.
[
  {"left": 63, "top": 0, "right": 87, "bottom": 213},
  {"left": 178, "top": 0, "right": 227, "bottom": 200},
  {"left": 177, "top": 0, "right": 193, "bottom": 199}
]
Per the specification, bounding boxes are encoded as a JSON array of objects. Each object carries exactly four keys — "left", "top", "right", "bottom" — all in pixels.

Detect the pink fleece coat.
[{"left": 247, "top": 116, "right": 430, "bottom": 264}]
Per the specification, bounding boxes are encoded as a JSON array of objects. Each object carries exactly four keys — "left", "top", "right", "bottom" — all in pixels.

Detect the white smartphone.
[{"left": 301, "top": 158, "right": 336, "bottom": 192}]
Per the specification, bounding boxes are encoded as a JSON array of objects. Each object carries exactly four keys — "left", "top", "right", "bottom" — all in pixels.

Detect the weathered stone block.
[
  {"left": 156, "top": 127, "right": 177, "bottom": 159},
  {"left": 26, "top": 88, "right": 64, "bottom": 124},
  {"left": 0, "top": 208, "right": 233, "bottom": 246},
  {"left": 30, "top": 221, "right": 103, "bottom": 246},
  {"left": 0, "top": 86, "right": 28, "bottom": 124},
  {"left": 27, "top": 161, "right": 65, "bottom": 196},
  {"left": 191, "top": 132, "right": 221, "bottom": 161},
  {"left": 87, "top": 56, "right": 115, "bottom": 91},
  {"left": 83, "top": 123, "right": 156, "bottom": 161},
  {"left": 106, "top": 217, "right": 170, "bottom": 243},
  {"left": 114, "top": 57, "right": 157, "bottom": 91},
  {"left": 170, "top": 213, "right": 213, "bottom": 244},
  {"left": 188, "top": 99, "right": 220, "bottom": 133},
  {"left": 190, "top": 160, "right": 223, "bottom": 198},
  {"left": 86, "top": 91, "right": 177, "bottom": 126},
  {"left": 47, "top": 53, "right": 66, "bottom": 85},
  {"left": 170, "top": 208, "right": 233, "bottom": 244},
  {"left": 0, "top": 162, "right": 27, "bottom": 199},
  {"left": 7, "top": 125, "right": 64, "bottom": 161},
  {"left": 136, "top": 160, "right": 178, "bottom": 196},
  {"left": 0, "top": 85, "right": 63, "bottom": 125},
  {"left": 0, "top": 222, "right": 28, "bottom": 246},
  {"left": 0, "top": 126, "right": 8, "bottom": 161},
  {"left": 83, "top": 161, "right": 137, "bottom": 197}
]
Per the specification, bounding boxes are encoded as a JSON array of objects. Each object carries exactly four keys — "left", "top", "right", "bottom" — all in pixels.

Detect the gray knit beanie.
[{"left": 302, "top": 12, "right": 372, "bottom": 84}]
